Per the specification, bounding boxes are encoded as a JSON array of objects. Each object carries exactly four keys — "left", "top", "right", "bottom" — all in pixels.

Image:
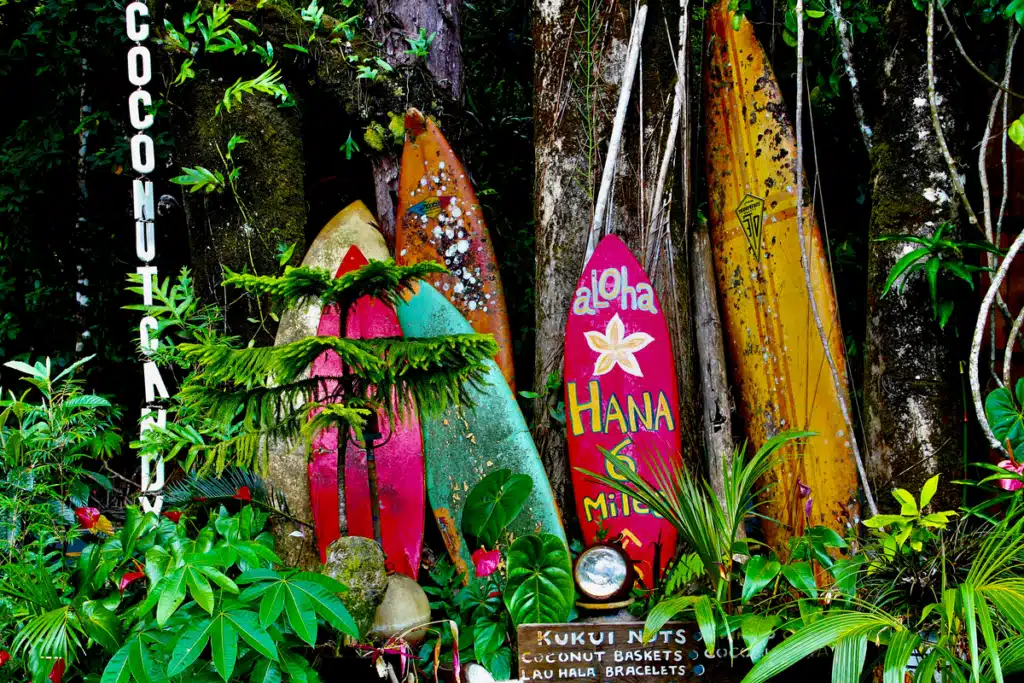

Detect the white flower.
[{"left": 584, "top": 314, "right": 654, "bottom": 377}]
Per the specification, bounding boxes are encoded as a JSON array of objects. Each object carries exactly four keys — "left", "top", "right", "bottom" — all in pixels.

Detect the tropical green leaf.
[
  {"left": 168, "top": 618, "right": 214, "bottom": 676},
  {"left": 742, "top": 555, "right": 781, "bottom": 604},
  {"left": 919, "top": 474, "right": 939, "bottom": 509},
  {"left": 462, "top": 469, "right": 534, "bottom": 549},
  {"left": 743, "top": 612, "right": 899, "bottom": 683},
  {"left": 157, "top": 567, "right": 188, "bottom": 626},
  {"left": 252, "top": 659, "right": 283, "bottom": 683},
  {"left": 187, "top": 567, "right": 215, "bottom": 614},
  {"left": 100, "top": 641, "right": 131, "bottom": 683},
  {"left": 284, "top": 586, "right": 316, "bottom": 645},
  {"left": 643, "top": 596, "right": 700, "bottom": 644},
  {"left": 880, "top": 247, "right": 930, "bottom": 298},
  {"left": 225, "top": 610, "right": 278, "bottom": 660},
  {"left": 210, "top": 616, "right": 239, "bottom": 681},
  {"left": 883, "top": 630, "right": 921, "bottom": 683},
  {"left": 986, "top": 379, "right": 1024, "bottom": 452},
  {"left": 782, "top": 562, "right": 818, "bottom": 598},
  {"left": 832, "top": 634, "right": 868, "bottom": 683},
  {"left": 503, "top": 534, "right": 573, "bottom": 627},
  {"left": 693, "top": 595, "right": 717, "bottom": 655},
  {"left": 741, "top": 614, "right": 779, "bottom": 662},
  {"left": 977, "top": 595, "right": 1003, "bottom": 683},
  {"left": 891, "top": 488, "right": 918, "bottom": 515},
  {"left": 80, "top": 600, "right": 121, "bottom": 651},
  {"left": 259, "top": 584, "right": 285, "bottom": 627}
]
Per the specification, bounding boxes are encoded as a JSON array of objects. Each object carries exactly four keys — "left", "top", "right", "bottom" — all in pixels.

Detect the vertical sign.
[{"left": 125, "top": 2, "right": 168, "bottom": 513}]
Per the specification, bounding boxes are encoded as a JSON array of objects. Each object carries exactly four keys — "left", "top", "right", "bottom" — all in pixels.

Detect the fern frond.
[
  {"left": 304, "top": 400, "right": 372, "bottom": 442},
  {"left": 222, "top": 260, "right": 447, "bottom": 313},
  {"left": 162, "top": 467, "right": 291, "bottom": 514}
]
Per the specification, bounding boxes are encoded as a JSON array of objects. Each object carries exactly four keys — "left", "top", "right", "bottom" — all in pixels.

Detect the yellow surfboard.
[{"left": 705, "top": 3, "right": 859, "bottom": 550}]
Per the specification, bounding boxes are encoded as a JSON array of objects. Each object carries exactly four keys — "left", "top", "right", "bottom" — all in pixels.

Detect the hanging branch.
[
  {"left": 972, "top": 230, "right": 1024, "bottom": 453},
  {"left": 828, "top": 0, "right": 872, "bottom": 152},
  {"left": 646, "top": 6, "right": 690, "bottom": 272},
  {"left": 583, "top": 4, "right": 648, "bottom": 265},
  {"left": 936, "top": 2, "right": 1024, "bottom": 101},
  {"left": 795, "top": 0, "right": 878, "bottom": 516},
  {"left": 926, "top": 0, "right": 979, "bottom": 229}
]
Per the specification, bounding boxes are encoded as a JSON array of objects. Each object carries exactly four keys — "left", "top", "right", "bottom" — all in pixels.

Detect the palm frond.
[{"left": 163, "top": 467, "right": 291, "bottom": 515}]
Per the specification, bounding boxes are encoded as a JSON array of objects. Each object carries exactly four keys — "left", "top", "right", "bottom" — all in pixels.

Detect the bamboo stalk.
[{"left": 583, "top": 4, "right": 648, "bottom": 265}]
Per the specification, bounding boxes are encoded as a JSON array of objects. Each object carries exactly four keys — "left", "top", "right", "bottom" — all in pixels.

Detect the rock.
[
  {"left": 368, "top": 574, "right": 431, "bottom": 644},
  {"left": 323, "top": 536, "right": 388, "bottom": 636}
]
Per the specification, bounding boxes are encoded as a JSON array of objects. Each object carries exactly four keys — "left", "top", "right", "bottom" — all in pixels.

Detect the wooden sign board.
[{"left": 517, "top": 622, "right": 718, "bottom": 682}]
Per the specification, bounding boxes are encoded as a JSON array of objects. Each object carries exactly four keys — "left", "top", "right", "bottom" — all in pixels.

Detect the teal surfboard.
[{"left": 396, "top": 283, "right": 565, "bottom": 580}]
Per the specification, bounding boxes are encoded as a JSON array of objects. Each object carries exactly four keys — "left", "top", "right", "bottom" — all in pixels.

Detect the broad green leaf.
[
  {"left": 461, "top": 469, "right": 534, "bottom": 549},
  {"left": 481, "top": 647, "right": 512, "bottom": 680},
  {"left": 976, "top": 595, "right": 1003, "bottom": 683},
  {"left": 225, "top": 610, "right": 278, "bottom": 660},
  {"left": 252, "top": 659, "right": 283, "bottom": 683},
  {"left": 80, "top": 600, "right": 122, "bottom": 651},
  {"left": 127, "top": 635, "right": 160, "bottom": 683},
  {"left": 168, "top": 618, "right": 213, "bottom": 676},
  {"left": 986, "top": 380, "right": 1024, "bottom": 452},
  {"left": 259, "top": 584, "right": 285, "bottom": 627},
  {"left": 884, "top": 629, "right": 921, "bottom": 683},
  {"left": 862, "top": 515, "right": 906, "bottom": 529},
  {"left": 915, "top": 651, "right": 940, "bottom": 683},
  {"left": 741, "top": 614, "right": 778, "bottom": 662},
  {"left": 962, "top": 583, "right": 981, "bottom": 682},
  {"left": 284, "top": 586, "right": 317, "bottom": 645},
  {"left": 210, "top": 617, "right": 239, "bottom": 681},
  {"left": 292, "top": 579, "right": 359, "bottom": 638},
  {"left": 782, "top": 562, "right": 818, "bottom": 598},
  {"left": 157, "top": 567, "right": 188, "bottom": 625},
  {"left": 919, "top": 475, "right": 939, "bottom": 509},
  {"left": 503, "top": 534, "right": 573, "bottom": 627},
  {"left": 742, "top": 555, "right": 781, "bottom": 604},
  {"left": 891, "top": 488, "right": 918, "bottom": 515},
  {"left": 186, "top": 567, "right": 215, "bottom": 614},
  {"left": 474, "top": 617, "right": 505, "bottom": 658},
  {"left": 1009, "top": 117, "right": 1024, "bottom": 151},
  {"left": 100, "top": 642, "right": 131, "bottom": 683},
  {"left": 830, "top": 557, "right": 863, "bottom": 601},
  {"left": 832, "top": 634, "right": 868, "bottom": 682},
  {"left": 197, "top": 566, "right": 239, "bottom": 593},
  {"left": 693, "top": 595, "right": 717, "bottom": 655}
]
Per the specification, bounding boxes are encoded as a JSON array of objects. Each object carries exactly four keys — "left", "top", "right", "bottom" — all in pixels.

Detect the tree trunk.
[
  {"left": 532, "top": 0, "right": 698, "bottom": 531},
  {"left": 863, "top": 3, "right": 966, "bottom": 512}
]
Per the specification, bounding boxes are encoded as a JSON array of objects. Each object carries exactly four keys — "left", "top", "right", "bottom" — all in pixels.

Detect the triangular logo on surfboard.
[{"left": 736, "top": 193, "right": 766, "bottom": 260}]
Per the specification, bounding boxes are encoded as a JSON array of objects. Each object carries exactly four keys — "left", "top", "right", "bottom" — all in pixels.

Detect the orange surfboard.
[
  {"left": 704, "top": 2, "right": 859, "bottom": 550},
  {"left": 395, "top": 108, "right": 515, "bottom": 390}
]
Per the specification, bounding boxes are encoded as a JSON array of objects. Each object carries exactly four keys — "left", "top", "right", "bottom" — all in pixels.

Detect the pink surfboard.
[
  {"left": 564, "top": 235, "right": 682, "bottom": 586},
  {"left": 308, "top": 246, "right": 425, "bottom": 578}
]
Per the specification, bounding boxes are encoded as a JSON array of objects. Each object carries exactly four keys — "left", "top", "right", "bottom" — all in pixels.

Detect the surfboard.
[
  {"left": 308, "top": 245, "right": 425, "bottom": 578},
  {"left": 564, "top": 235, "right": 681, "bottom": 585},
  {"left": 271, "top": 200, "right": 426, "bottom": 574},
  {"left": 395, "top": 108, "right": 516, "bottom": 391},
  {"left": 704, "top": 2, "right": 859, "bottom": 550},
  {"left": 395, "top": 282, "right": 564, "bottom": 580}
]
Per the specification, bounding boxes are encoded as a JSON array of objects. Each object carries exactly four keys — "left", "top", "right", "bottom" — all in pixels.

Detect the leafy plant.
[
  {"left": 503, "top": 533, "right": 573, "bottom": 627},
  {"left": 876, "top": 222, "right": 1002, "bottom": 328},
  {"left": 340, "top": 131, "right": 360, "bottom": 161},
  {"left": 170, "top": 166, "right": 225, "bottom": 194},
  {"left": 1010, "top": 114, "right": 1024, "bottom": 151},
  {"left": 300, "top": 0, "right": 325, "bottom": 34},
  {"left": 461, "top": 469, "right": 533, "bottom": 549},
  {"left": 355, "top": 57, "right": 394, "bottom": 82},
  {"left": 861, "top": 475, "right": 957, "bottom": 558},
  {"left": 404, "top": 28, "right": 436, "bottom": 58},
  {"left": 217, "top": 66, "right": 292, "bottom": 116}
]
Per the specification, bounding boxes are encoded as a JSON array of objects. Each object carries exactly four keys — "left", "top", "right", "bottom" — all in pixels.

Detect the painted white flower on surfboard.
[{"left": 584, "top": 314, "right": 654, "bottom": 377}]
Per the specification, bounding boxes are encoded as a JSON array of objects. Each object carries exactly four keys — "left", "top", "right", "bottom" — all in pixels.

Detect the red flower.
[
  {"left": 119, "top": 571, "right": 145, "bottom": 593},
  {"left": 0, "top": 650, "right": 9, "bottom": 666},
  {"left": 472, "top": 548, "right": 500, "bottom": 578},
  {"left": 162, "top": 511, "right": 182, "bottom": 523},
  {"left": 233, "top": 486, "right": 252, "bottom": 502},
  {"left": 74, "top": 507, "right": 100, "bottom": 530},
  {"left": 997, "top": 459, "right": 1024, "bottom": 492},
  {"left": 48, "top": 658, "right": 65, "bottom": 683}
]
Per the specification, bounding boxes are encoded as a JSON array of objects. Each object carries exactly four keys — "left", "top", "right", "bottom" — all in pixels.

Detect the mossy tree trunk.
[
  {"left": 532, "top": 0, "right": 699, "bottom": 534},
  {"left": 159, "top": 0, "right": 465, "bottom": 567},
  {"left": 863, "top": 3, "right": 966, "bottom": 512}
]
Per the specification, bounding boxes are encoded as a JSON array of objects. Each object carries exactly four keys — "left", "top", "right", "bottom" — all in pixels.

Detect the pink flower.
[
  {"left": 997, "top": 459, "right": 1024, "bottom": 492},
  {"left": 74, "top": 507, "right": 100, "bottom": 530},
  {"left": 119, "top": 571, "right": 145, "bottom": 593},
  {"left": 48, "top": 658, "right": 65, "bottom": 683},
  {"left": 797, "top": 478, "right": 813, "bottom": 521},
  {"left": 0, "top": 650, "right": 9, "bottom": 666},
  {"left": 233, "top": 486, "right": 252, "bottom": 502},
  {"left": 472, "top": 548, "right": 500, "bottom": 578},
  {"left": 162, "top": 511, "right": 182, "bottom": 523}
]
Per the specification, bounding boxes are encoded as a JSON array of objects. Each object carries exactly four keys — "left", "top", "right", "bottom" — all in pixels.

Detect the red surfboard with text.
[{"left": 564, "top": 235, "right": 681, "bottom": 584}]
